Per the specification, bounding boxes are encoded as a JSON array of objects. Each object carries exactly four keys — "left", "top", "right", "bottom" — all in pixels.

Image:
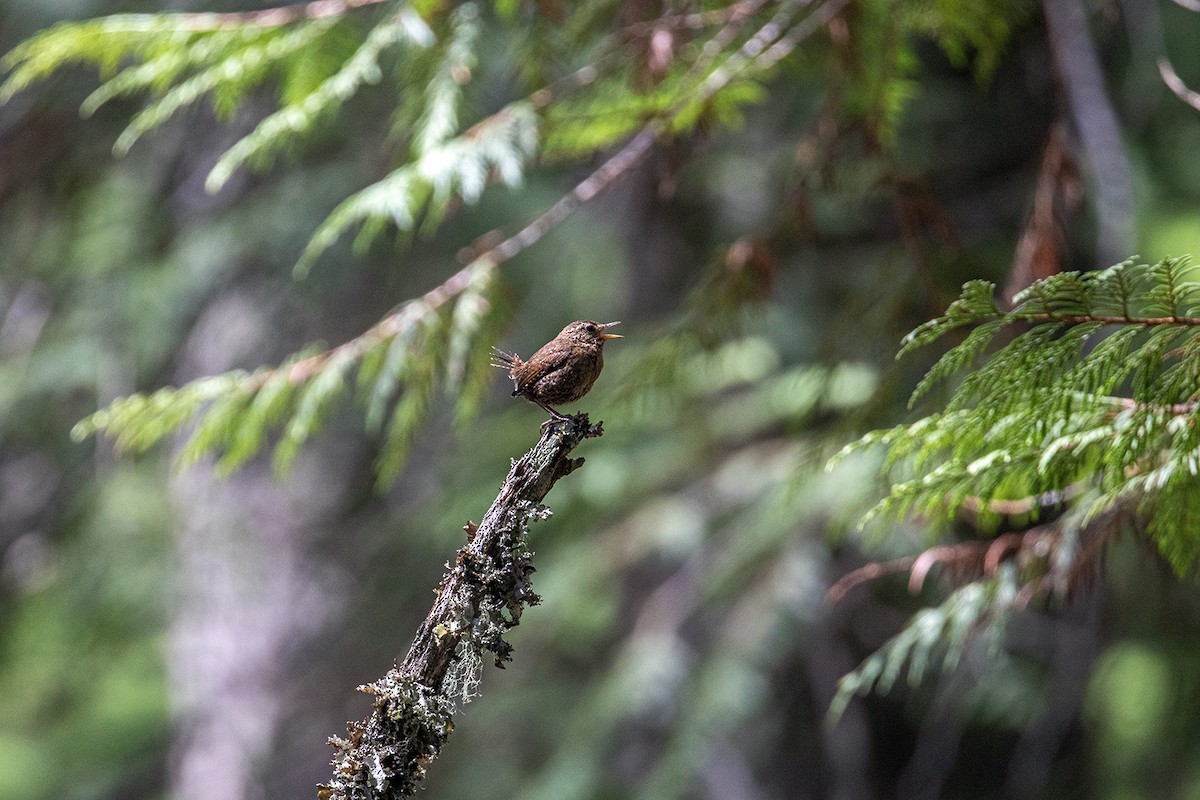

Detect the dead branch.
[
  {"left": 1003, "top": 122, "right": 1081, "bottom": 307},
  {"left": 1158, "top": 57, "right": 1200, "bottom": 113},
  {"left": 827, "top": 507, "right": 1127, "bottom": 608},
  {"left": 826, "top": 556, "right": 916, "bottom": 605},
  {"left": 318, "top": 413, "right": 604, "bottom": 800}
]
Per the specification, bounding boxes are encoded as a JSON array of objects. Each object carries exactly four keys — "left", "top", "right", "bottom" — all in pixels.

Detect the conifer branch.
[
  {"left": 74, "top": 258, "right": 503, "bottom": 483},
  {"left": 726, "top": 0, "right": 851, "bottom": 76},
  {"left": 0, "top": 0, "right": 395, "bottom": 104},
  {"left": 1022, "top": 312, "right": 1200, "bottom": 326},
  {"left": 134, "top": 0, "right": 389, "bottom": 31},
  {"left": 827, "top": 571, "right": 1011, "bottom": 721},
  {"left": 458, "top": 126, "right": 659, "bottom": 268},
  {"left": 827, "top": 505, "right": 1126, "bottom": 720},
  {"left": 206, "top": 6, "right": 434, "bottom": 191},
  {"left": 465, "top": 0, "right": 847, "bottom": 265},
  {"left": 243, "top": 271, "right": 472, "bottom": 394},
  {"left": 40, "top": 0, "right": 865, "bottom": 488},
  {"left": 830, "top": 256, "right": 1200, "bottom": 716},
  {"left": 295, "top": 96, "right": 537, "bottom": 273},
  {"left": 319, "top": 413, "right": 604, "bottom": 800}
]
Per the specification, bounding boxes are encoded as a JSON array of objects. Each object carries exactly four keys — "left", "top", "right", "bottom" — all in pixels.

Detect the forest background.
[{"left": 3, "top": 1, "right": 1200, "bottom": 799}]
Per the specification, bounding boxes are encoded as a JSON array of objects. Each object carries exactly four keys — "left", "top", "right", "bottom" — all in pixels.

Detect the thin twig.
[
  {"left": 960, "top": 483, "right": 1084, "bottom": 516},
  {"left": 1158, "top": 57, "right": 1200, "bottom": 112},
  {"left": 620, "top": 0, "right": 771, "bottom": 36},
  {"left": 828, "top": 506, "right": 1126, "bottom": 608},
  {"left": 755, "top": 0, "right": 849, "bottom": 70},
  {"left": 686, "top": 0, "right": 778, "bottom": 81},
  {"left": 531, "top": 0, "right": 775, "bottom": 111},
  {"left": 148, "top": 0, "right": 388, "bottom": 31},
  {"left": 529, "top": 60, "right": 608, "bottom": 110},
  {"left": 1109, "top": 396, "right": 1200, "bottom": 415},
  {"left": 470, "top": 0, "right": 842, "bottom": 265},
  {"left": 826, "top": 557, "right": 916, "bottom": 605},
  {"left": 1023, "top": 311, "right": 1200, "bottom": 326},
  {"left": 1014, "top": 506, "right": 1125, "bottom": 606},
  {"left": 685, "top": 0, "right": 805, "bottom": 93}
]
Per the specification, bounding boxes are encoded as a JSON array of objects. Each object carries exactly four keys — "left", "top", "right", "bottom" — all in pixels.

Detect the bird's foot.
[
  {"left": 540, "top": 412, "right": 572, "bottom": 432},
  {"left": 540, "top": 411, "right": 603, "bottom": 438}
]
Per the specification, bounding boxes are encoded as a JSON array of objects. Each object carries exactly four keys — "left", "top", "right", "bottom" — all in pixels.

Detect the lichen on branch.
[{"left": 319, "top": 413, "right": 603, "bottom": 800}]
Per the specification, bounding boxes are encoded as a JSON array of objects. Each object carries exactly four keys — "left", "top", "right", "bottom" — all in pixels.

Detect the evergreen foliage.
[
  {"left": 297, "top": 99, "right": 537, "bottom": 274},
  {"left": 73, "top": 261, "right": 503, "bottom": 485},
  {"left": 12, "top": 0, "right": 1200, "bottom": 797},
  {"left": 844, "top": 257, "right": 1200, "bottom": 571},
  {"left": 831, "top": 258, "right": 1200, "bottom": 715},
  {"left": 2, "top": 0, "right": 1036, "bottom": 484},
  {"left": 830, "top": 565, "right": 1019, "bottom": 720}
]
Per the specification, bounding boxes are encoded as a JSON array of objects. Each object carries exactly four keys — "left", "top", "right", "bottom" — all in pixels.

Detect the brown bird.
[{"left": 491, "top": 320, "right": 622, "bottom": 422}]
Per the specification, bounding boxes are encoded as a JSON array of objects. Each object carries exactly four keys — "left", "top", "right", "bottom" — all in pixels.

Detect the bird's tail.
[
  {"left": 489, "top": 347, "right": 521, "bottom": 372},
  {"left": 490, "top": 347, "right": 523, "bottom": 395}
]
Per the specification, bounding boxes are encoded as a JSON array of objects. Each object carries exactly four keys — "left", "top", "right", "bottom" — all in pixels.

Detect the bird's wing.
[{"left": 513, "top": 342, "right": 571, "bottom": 391}]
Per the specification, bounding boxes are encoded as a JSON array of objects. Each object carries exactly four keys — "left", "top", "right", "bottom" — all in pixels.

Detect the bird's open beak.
[{"left": 599, "top": 321, "right": 623, "bottom": 339}]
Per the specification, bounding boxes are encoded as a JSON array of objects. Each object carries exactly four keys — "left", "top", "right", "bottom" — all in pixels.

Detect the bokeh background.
[{"left": 4, "top": 1, "right": 1200, "bottom": 799}]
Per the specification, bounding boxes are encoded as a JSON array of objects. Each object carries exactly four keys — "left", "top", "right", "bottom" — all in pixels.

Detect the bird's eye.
[{"left": 585, "top": 324, "right": 597, "bottom": 333}]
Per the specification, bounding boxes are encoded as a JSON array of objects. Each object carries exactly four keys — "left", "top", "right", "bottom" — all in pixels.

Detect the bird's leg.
[
  {"left": 533, "top": 399, "right": 569, "bottom": 419},
  {"left": 534, "top": 400, "right": 572, "bottom": 429}
]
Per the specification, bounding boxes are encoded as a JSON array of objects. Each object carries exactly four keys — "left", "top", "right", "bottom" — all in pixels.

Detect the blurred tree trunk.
[
  {"left": 166, "top": 291, "right": 353, "bottom": 800},
  {"left": 1043, "top": 0, "right": 1135, "bottom": 264}
]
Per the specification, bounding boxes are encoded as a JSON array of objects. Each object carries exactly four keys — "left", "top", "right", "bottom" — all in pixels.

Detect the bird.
[{"left": 491, "top": 320, "right": 622, "bottom": 422}]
